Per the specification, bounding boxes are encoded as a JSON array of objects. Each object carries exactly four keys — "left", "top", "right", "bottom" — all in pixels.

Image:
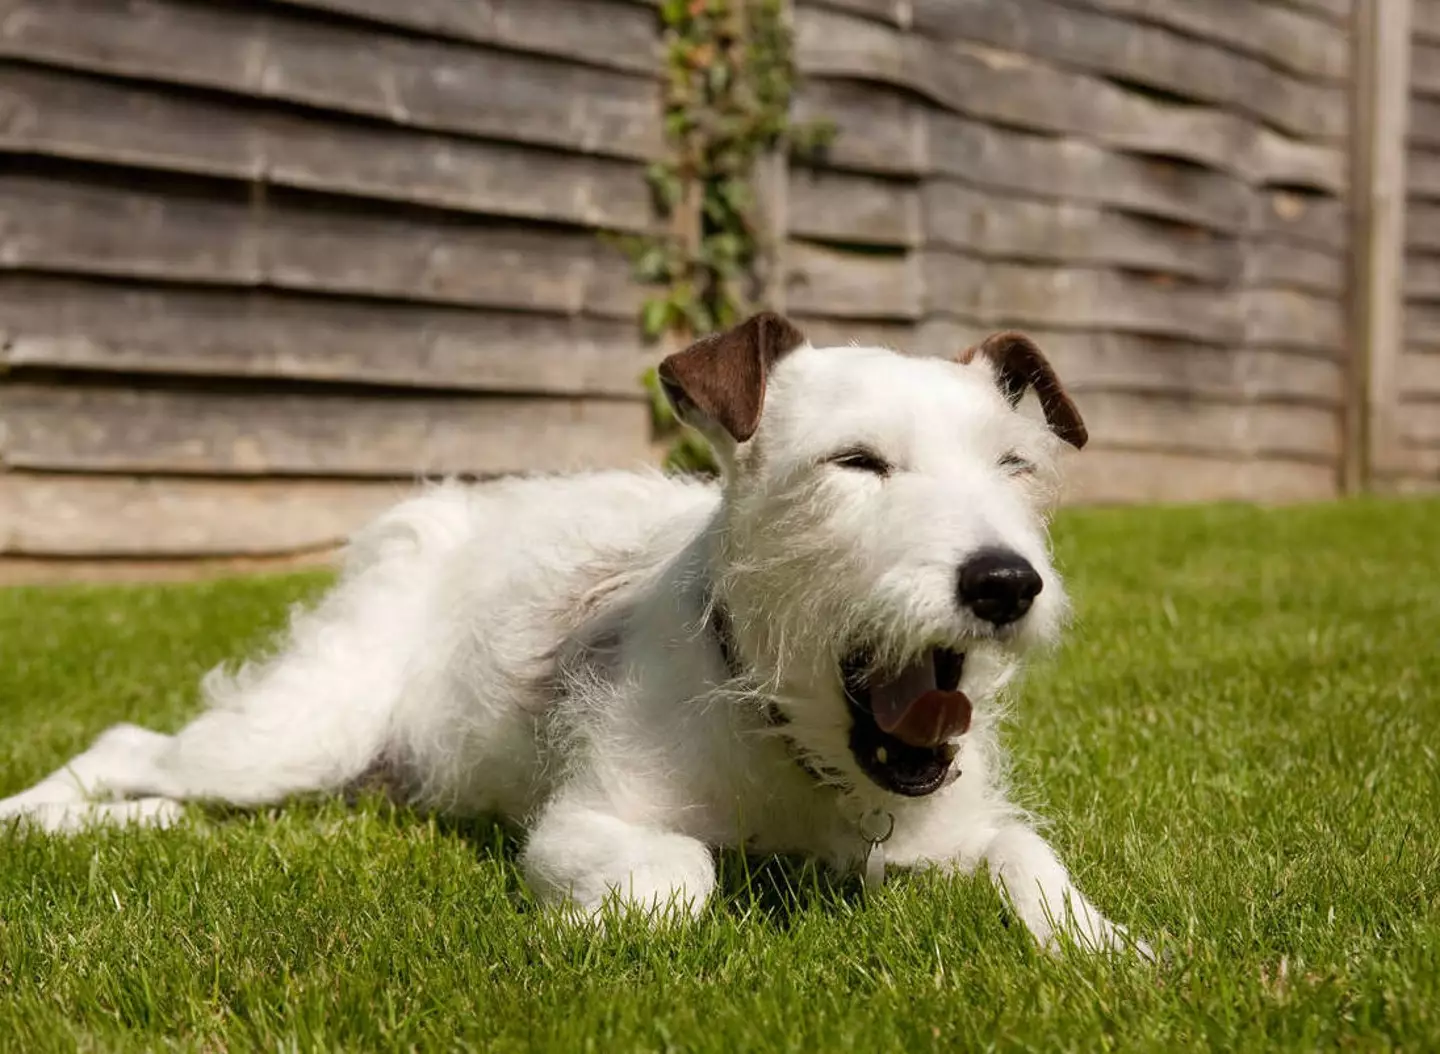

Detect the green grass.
[{"left": 3, "top": 498, "right": 1439, "bottom": 1052}]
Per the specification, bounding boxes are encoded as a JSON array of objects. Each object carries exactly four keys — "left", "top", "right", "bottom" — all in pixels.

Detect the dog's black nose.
[{"left": 957, "top": 548, "right": 1043, "bottom": 626}]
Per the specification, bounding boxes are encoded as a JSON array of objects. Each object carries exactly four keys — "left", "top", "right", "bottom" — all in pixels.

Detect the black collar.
[
  {"left": 706, "top": 594, "right": 852, "bottom": 790},
  {"left": 708, "top": 597, "right": 745, "bottom": 681}
]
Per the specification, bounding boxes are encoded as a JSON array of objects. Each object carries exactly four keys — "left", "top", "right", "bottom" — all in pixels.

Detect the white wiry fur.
[{"left": 1, "top": 339, "right": 1146, "bottom": 955}]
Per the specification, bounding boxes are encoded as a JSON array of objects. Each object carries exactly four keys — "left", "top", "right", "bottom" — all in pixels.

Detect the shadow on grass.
[
  {"left": 712, "top": 849, "right": 863, "bottom": 928},
  {"left": 424, "top": 799, "right": 864, "bottom": 929},
  {"left": 193, "top": 792, "right": 862, "bottom": 930}
]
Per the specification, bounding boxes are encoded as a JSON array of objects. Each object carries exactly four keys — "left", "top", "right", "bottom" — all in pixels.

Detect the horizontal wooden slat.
[
  {"left": 928, "top": 110, "right": 1346, "bottom": 247},
  {"left": 1403, "top": 251, "right": 1440, "bottom": 302},
  {"left": 0, "top": 474, "right": 406, "bottom": 557},
  {"left": 924, "top": 109, "right": 1249, "bottom": 231},
  {"left": 1396, "top": 449, "right": 1440, "bottom": 481},
  {"left": 0, "top": 277, "right": 652, "bottom": 396},
  {"left": 1413, "top": 39, "right": 1440, "bottom": 98},
  {"left": 0, "top": 176, "right": 640, "bottom": 317},
  {"left": 0, "top": 553, "right": 340, "bottom": 586},
  {"left": 1252, "top": 190, "right": 1348, "bottom": 251},
  {"left": 0, "top": 0, "right": 661, "bottom": 162},
  {"left": 1399, "top": 351, "right": 1440, "bottom": 398},
  {"left": 0, "top": 384, "right": 651, "bottom": 477},
  {"left": 787, "top": 169, "right": 921, "bottom": 248},
  {"left": 1378, "top": 435, "right": 1440, "bottom": 481},
  {"left": 1063, "top": 449, "right": 1338, "bottom": 504},
  {"left": 921, "top": 183, "right": 1239, "bottom": 279},
  {"left": 1245, "top": 240, "right": 1345, "bottom": 294},
  {"left": 911, "top": 0, "right": 1345, "bottom": 140},
  {"left": 795, "top": 8, "right": 1345, "bottom": 190},
  {"left": 920, "top": 255, "right": 1344, "bottom": 349},
  {"left": 1401, "top": 406, "right": 1440, "bottom": 445},
  {"left": 798, "top": 83, "right": 1343, "bottom": 247},
  {"left": 788, "top": 315, "right": 920, "bottom": 353},
  {"left": 1409, "top": 202, "right": 1440, "bottom": 254},
  {"left": 909, "top": 322, "right": 1345, "bottom": 403},
  {"left": 784, "top": 242, "right": 921, "bottom": 319},
  {"left": 789, "top": 317, "right": 1343, "bottom": 405},
  {"left": 1061, "top": 0, "right": 1349, "bottom": 84},
  {"left": 791, "top": 174, "right": 1335, "bottom": 289},
  {"left": 1374, "top": 471, "right": 1440, "bottom": 495},
  {"left": 806, "top": 0, "right": 911, "bottom": 26},
  {"left": 1079, "top": 393, "right": 1340, "bottom": 461},
  {"left": 271, "top": 0, "right": 658, "bottom": 75},
  {"left": 793, "top": 79, "right": 928, "bottom": 178},
  {"left": 922, "top": 254, "right": 1221, "bottom": 336},
  {"left": 789, "top": 243, "right": 1345, "bottom": 346},
  {"left": 1405, "top": 302, "right": 1440, "bottom": 348},
  {"left": 1408, "top": 94, "right": 1440, "bottom": 150},
  {"left": 1214, "top": 290, "right": 1346, "bottom": 351},
  {"left": 1415, "top": 0, "right": 1440, "bottom": 44},
  {"left": 1277, "top": 0, "right": 1352, "bottom": 23},
  {"left": 1057, "top": 342, "right": 1344, "bottom": 405},
  {"left": 1408, "top": 147, "right": 1440, "bottom": 200},
  {"left": 0, "top": 66, "right": 655, "bottom": 231}
]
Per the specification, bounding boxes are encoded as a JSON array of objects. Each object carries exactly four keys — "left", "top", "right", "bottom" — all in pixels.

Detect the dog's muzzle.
[{"left": 842, "top": 648, "right": 971, "bottom": 797}]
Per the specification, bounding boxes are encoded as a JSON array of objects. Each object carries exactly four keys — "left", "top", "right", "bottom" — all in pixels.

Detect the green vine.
[{"left": 622, "top": 0, "right": 835, "bottom": 475}]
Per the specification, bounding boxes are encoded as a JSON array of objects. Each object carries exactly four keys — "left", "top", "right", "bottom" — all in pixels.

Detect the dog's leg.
[
  {"left": 0, "top": 724, "right": 184, "bottom": 831},
  {"left": 1, "top": 524, "right": 442, "bottom": 833},
  {"left": 520, "top": 798, "right": 716, "bottom": 924},
  {"left": 1, "top": 633, "right": 398, "bottom": 833},
  {"left": 981, "top": 824, "right": 1149, "bottom": 957},
  {"left": 891, "top": 816, "right": 1148, "bottom": 957},
  {"left": 4, "top": 797, "right": 187, "bottom": 834}
]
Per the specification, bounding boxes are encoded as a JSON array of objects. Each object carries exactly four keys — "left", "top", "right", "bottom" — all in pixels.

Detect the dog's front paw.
[
  {"left": 983, "top": 825, "right": 1152, "bottom": 961},
  {"left": 521, "top": 801, "right": 717, "bottom": 928},
  {"left": 1047, "top": 900, "right": 1154, "bottom": 961}
]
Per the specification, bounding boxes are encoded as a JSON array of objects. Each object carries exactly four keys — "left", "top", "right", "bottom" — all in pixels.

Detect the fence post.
[{"left": 1349, "top": 0, "right": 1413, "bottom": 493}]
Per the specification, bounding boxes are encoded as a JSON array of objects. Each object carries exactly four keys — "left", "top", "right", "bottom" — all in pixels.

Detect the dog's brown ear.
[
  {"left": 958, "top": 331, "right": 1088, "bottom": 450},
  {"left": 658, "top": 312, "right": 807, "bottom": 443}
]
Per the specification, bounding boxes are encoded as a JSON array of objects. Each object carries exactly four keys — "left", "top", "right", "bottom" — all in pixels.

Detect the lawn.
[{"left": 2, "top": 498, "right": 1438, "bottom": 1052}]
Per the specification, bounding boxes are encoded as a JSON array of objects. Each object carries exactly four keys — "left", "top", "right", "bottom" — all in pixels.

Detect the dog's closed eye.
[
  {"left": 826, "top": 447, "right": 892, "bottom": 476},
  {"left": 998, "top": 452, "right": 1035, "bottom": 476}
]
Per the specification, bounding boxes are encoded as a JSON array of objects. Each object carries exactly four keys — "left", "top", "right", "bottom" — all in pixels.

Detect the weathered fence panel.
[
  {"left": 6, "top": 0, "right": 1440, "bottom": 567},
  {"left": 0, "top": 0, "right": 659, "bottom": 559},
  {"left": 787, "top": 0, "right": 1354, "bottom": 503}
]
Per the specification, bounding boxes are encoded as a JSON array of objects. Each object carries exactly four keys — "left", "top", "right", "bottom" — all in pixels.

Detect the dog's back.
[{"left": 365, "top": 470, "right": 721, "bottom": 816}]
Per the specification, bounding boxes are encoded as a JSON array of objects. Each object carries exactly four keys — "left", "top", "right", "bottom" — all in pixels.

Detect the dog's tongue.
[{"left": 868, "top": 654, "right": 972, "bottom": 748}]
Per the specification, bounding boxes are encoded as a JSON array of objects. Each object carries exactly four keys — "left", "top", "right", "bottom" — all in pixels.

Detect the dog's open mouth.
[{"left": 842, "top": 648, "right": 972, "bottom": 797}]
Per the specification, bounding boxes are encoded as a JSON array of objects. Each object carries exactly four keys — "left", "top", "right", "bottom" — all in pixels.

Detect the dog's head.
[{"left": 659, "top": 312, "right": 1086, "bottom": 799}]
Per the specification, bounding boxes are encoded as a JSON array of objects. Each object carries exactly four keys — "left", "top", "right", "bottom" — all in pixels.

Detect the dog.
[{"left": 0, "top": 312, "right": 1146, "bottom": 955}]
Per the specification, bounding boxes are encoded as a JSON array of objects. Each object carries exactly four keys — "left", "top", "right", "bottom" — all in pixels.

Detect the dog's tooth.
[{"left": 876, "top": 746, "right": 888, "bottom": 764}]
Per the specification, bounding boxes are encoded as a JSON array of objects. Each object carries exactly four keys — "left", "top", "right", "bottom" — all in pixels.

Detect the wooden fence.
[
  {"left": 785, "top": 0, "right": 1354, "bottom": 504},
  {"left": 0, "top": 0, "right": 663, "bottom": 559},
  {"left": 1398, "top": 0, "right": 1440, "bottom": 487},
  {"left": 0, "top": 0, "right": 1432, "bottom": 564}
]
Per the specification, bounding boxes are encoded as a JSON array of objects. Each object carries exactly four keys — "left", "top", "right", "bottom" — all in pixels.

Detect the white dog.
[{"left": 1, "top": 312, "right": 1146, "bottom": 954}]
